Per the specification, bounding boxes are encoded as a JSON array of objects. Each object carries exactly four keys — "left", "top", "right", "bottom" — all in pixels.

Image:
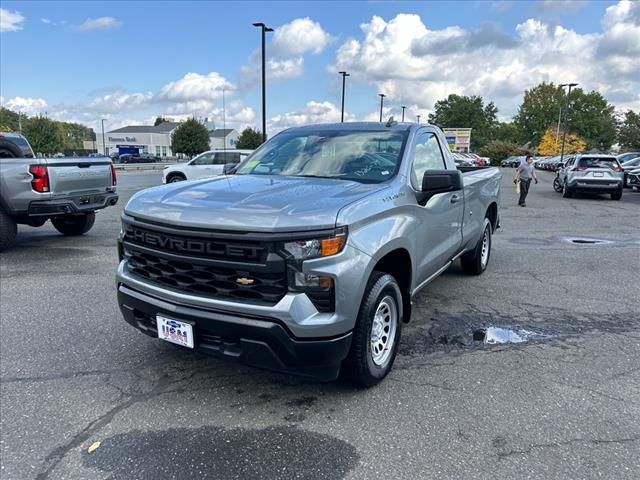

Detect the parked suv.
[
  {"left": 162, "top": 149, "right": 254, "bottom": 183},
  {"left": 557, "top": 154, "right": 624, "bottom": 200},
  {"left": 0, "top": 132, "right": 119, "bottom": 250}
]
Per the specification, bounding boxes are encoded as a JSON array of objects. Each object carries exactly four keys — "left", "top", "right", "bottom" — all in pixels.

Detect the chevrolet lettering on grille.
[{"left": 126, "top": 227, "right": 263, "bottom": 259}]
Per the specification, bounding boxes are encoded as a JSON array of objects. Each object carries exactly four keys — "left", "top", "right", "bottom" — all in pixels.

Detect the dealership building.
[{"left": 96, "top": 122, "right": 239, "bottom": 157}]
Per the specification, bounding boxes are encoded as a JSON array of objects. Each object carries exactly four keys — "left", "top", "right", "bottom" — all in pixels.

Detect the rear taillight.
[
  {"left": 111, "top": 164, "right": 117, "bottom": 186},
  {"left": 612, "top": 165, "right": 622, "bottom": 172},
  {"left": 571, "top": 167, "right": 587, "bottom": 172},
  {"left": 29, "top": 165, "right": 49, "bottom": 192}
]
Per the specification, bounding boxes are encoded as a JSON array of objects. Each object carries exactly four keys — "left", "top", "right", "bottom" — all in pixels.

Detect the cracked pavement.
[{"left": 1, "top": 170, "right": 639, "bottom": 479}]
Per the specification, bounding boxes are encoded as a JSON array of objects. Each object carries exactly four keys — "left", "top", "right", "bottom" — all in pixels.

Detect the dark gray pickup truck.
[
  {"left": 0, "top": 132, "right": 118, "bottom": 250},
  {"left": 117, "top": 122, "right": 501, "bottom": 386}
]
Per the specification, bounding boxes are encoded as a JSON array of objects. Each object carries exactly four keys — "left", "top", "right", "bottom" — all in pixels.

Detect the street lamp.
[
  {"left": 416, "top": 114, "right": 421, "bottom": 124},
  {"left": 378, "top": 93, "right": 386, "bottom": 122},
  {"left": 101, "top": 119, "right": 107, "bottom": 156},
  {"left": 559, "top": 83, "right": 578, "bottom": 164},
  {"left": 339, "top": 71, "right": 350, "bottom": 123},
  {"left": 401, "top": 106, "right": 406, "bottom": 122},
  {"left": 253, "top": 22, "right": 274, "bottom": 143}
]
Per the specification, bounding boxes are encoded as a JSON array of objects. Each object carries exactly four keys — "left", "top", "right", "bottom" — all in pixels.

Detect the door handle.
[{"left": 450, "top": 194, "right": 461, "bottom": 204}]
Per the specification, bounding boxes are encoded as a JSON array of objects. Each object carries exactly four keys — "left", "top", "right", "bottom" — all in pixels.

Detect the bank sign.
[{"left": 108, "top": 136, "right": 137, "bottom": 142}]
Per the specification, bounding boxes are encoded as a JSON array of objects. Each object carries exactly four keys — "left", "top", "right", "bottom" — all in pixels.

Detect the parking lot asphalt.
[{"left": 1, "top": 169, "right": 639, "bottom": 479}]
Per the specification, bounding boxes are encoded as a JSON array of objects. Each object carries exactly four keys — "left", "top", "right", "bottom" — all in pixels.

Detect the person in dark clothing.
[{"left": 514, "top": 155, "right": 538, "bottom": 206}]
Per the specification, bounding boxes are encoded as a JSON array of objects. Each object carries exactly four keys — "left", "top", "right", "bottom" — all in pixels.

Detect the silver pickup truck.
[
  {"left": 117, "top": 122, "right": 501, "bottom": 386},
  {"left": 0, "top": 132, "right": 119, "bottom": 250}
]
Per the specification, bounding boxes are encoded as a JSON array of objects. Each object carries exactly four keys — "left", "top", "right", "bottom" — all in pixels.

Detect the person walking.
[{"left": 514, "top": 155, "right": 538, "bottom": 207}]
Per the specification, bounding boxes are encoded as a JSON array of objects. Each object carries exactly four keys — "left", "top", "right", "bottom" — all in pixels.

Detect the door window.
[
  {"left": 191, "top": 153, "right": 215, "bottom": 165},
  {"left": 213, "top": 152, "right": 241, "bottom": 164},
  {"left": 411, "top": 132, "right": 446, "bottom": 189}
]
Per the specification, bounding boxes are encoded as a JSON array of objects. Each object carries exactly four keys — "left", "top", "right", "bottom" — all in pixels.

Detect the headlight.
[{"left": 283, "top": 227, "right": 347, "bottom": 260}]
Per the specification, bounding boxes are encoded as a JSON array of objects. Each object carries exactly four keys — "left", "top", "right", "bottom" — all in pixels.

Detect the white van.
[{"left": 162, "top": 149, "right": 254, "bottom": 183}]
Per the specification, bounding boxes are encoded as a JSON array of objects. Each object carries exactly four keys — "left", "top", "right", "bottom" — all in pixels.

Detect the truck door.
[{"left": 410, "top": 130, "right": 464, "bottom": 282}]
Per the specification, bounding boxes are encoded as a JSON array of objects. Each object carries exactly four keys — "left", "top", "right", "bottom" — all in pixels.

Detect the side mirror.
[
  {"left": 418, "top": 169, "right": 462, "bottom": 204},
  {"left": 557, "top": 163, "right": 564, "bottom": 169},
  {"left": 223, "top": 163, "right": 237, "bottom": 175}
]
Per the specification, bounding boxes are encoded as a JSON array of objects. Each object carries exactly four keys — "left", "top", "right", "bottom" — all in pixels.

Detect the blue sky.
[{"left": 1, "top": 1, "right": 638, "bottom": 134}]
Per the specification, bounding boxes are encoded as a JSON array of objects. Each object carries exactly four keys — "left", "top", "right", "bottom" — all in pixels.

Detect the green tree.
[
  {"left": 514, "top": 83, "right": 617, "bottom": 151},
  {"left": 617, "top": 110, "right": 640, "bottom": 151},
  {"left": 513, "top": 82, "right": 565, "bottom": 147},
  {"left": 235, "top": 127, "right": 264, "bottom": 150},
  {"left": 0, "top": 107, "right": 20, "bottom": 132},
  {"left": 22, "top": 116, "right": 65, "bottom": 155},
  {"left": 427, "top": 94, "right": 498, "bottom": 150},
  {"left": 477, "top": 140, "right": 525, "bottom": 166},
  {"left": 567, "top": 89, "right": 616, "bottom": 151},
  {"left": 170, "top": 119, "right": 210, "bottom": 157},
  {"left": 60, "top": 122, "right": 95, "bottom": 149},
  {"left": 493, "top": 122, "right": 521, "bottom": 144},
  {"left": 154, "top": 116, "right": 167, "bottom": 126}
]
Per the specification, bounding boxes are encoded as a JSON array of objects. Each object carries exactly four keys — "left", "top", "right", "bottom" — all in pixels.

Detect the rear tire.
[
  {"left": 562, "top": 182, "right": 574, "bottom": 198},
  {"left": 0, "top": 206, "right": 18, "bottom": 251},
  {"left": 553, "top": 176, "right": 563, "bottom": 193},
  {"left": 461, "top": 217, "right": 492, "bottom": 275},
  {"left": 611, "top": 189, "right": 622, "bottom": 201},
  {"left": 168, "top": 174, "right": 186, "bottom": 183},
  {"left": 342, "top": 272, "right": 403, "bottom": 387},
  {"left": 51, "top": 212, "right": 95, "bottom": 236}
]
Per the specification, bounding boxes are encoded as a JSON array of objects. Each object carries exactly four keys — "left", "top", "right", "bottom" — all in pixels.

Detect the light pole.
[
  {"left": 339, "top": 71, "right": 350, "bottom": 122},
  {"left": 416, "top": 114, "right": 421, "bottom": 124},
  {"left": 401, "top": 106, "right": 406, "bottom": 122},
  {"left": 559, "top": 83, "right": 578, "bottom": 164},
  {"left": 101, "top": 119, "right": 106, "bottom": 156},
  {"left": 253, "top": 22, "right": 274, "bottom": 143},
  {"left": 378, "top": 94, "right": 386, "bottom": 122}
]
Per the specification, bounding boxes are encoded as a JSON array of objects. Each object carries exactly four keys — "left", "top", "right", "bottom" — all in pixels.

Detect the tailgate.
[{"left": 45, "top": 158, "right": 113, "bottom": 195}]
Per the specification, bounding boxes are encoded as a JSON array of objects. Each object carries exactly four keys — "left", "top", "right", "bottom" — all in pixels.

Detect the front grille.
[{"left": 122, "top": 223, "right": 288, "bottom": 305}]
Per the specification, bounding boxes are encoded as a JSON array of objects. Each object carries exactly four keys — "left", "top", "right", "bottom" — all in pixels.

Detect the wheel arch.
[{"left": 370, "top": 248, "right": 412, "bottom": 323}]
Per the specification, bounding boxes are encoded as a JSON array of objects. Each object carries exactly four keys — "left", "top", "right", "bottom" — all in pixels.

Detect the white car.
[{"left": 162, "top": 149, "right": 254, "bottom": 183}]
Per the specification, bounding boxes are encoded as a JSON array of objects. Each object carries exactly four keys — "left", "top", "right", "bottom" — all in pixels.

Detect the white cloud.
[
  {"left": 1, "top": 96, "right": 48, "bottom": 115},
  {"left": 271, "top": 17, "right": 333, "bottom": 56},
  {"left": 537, "top": 0, "right": 587, "bottom": 14},
  {"left": 41, "top": 18, "right": 51, "bottom": 25},
  {"left": 269, "top": 101, "right": 355, "bottom": 132},
  {"left": 158, "top": 72, "right": 232, "bottom": 102},
  {"left": 74, "top": 17, "right": 122, "bottom": 32},
  {"left": 87, "top": 91, "right": 154, "bottom": 112},
  {"left": 332, "top": 4, "right": 640, "bottom": 118},
  {"left": 0, "top": 8, "right": 25, "bottom": 32}
]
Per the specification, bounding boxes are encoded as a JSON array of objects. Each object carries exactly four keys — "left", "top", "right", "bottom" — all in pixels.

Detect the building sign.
[
  {"left": 443, "top": 128, "right": 472, "bottom": 153},
  {"left": 108, "top": 136, "right": 137, "bottom": 142}
]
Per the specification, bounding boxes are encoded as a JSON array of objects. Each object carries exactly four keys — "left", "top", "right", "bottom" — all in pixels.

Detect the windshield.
[{"left": 235, "top": 130, "right": 408, "bottom": 183}]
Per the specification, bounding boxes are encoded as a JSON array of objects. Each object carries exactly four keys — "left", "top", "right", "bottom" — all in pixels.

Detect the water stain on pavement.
[{"left": 83, "top": 425, "right": 359, "bottom": 480}]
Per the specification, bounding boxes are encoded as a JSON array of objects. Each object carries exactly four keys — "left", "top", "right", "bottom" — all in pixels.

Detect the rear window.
[
  {"left": 214, "top": 152, "right": 241, "bottom": 164},
  {"left": 577, "top": 157, "right": 619, "bottom": 169}
]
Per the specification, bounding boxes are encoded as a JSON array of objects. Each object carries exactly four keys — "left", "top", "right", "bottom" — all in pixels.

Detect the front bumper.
[
  {"left": 28, "top": 191, "right": 118, "bottom": 216},
  {"left": 118, "top": 284, "right": 352, "bottom": 380}
]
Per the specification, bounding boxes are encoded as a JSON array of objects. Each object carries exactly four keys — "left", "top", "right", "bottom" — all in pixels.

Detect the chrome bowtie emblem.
[{"left": 236, "top": 277, "right": 254, "bottom": 286}]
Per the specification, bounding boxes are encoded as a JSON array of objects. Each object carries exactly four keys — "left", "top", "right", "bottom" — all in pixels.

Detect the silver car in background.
[{"left": 557, "top": 154, "right": 624, "bottom": 200}]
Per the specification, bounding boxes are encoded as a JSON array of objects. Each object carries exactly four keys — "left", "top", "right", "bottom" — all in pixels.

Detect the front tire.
[
  {"left": 0, "top": 206, "right": 18, "bottom": 251},
  {"left": 342, "top": 272, "right": 403, "bottom": 387},
  {"left": 461, "top": 217, "right": 492, "bottom": 275},
  {"left": 553, "top": 176, "right": 563, "bottom": 193},
  {"left": 51, "top": 212, "right": 95, "bottom": 236}
]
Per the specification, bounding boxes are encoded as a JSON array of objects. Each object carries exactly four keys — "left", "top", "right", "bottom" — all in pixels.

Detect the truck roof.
[{"left": 281, "top": 121, "right": 418, "bottom": 133}]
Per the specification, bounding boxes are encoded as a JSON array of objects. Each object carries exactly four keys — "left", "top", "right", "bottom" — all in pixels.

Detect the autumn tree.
[
  {"left": 537, "top": 128, "right": 586, "bottom": 156},
  {"left": 428, "top": 94, "right": 498, "bottom": 150},
  {"left": 170, "top": 119, "right": 210, "bottom": 157}
]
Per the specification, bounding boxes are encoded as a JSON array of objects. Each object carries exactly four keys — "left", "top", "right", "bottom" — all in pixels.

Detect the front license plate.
[
  {"left": 594, "top": 172, "right": 604, "bottom": 177},
  {"left": 156, "top": 315, "right": 194, "bottom": 348}
]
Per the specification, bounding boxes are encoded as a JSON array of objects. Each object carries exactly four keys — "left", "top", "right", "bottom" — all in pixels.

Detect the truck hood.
[{"left": 125, "top": 174, "right": 387, "bottom": 232}]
